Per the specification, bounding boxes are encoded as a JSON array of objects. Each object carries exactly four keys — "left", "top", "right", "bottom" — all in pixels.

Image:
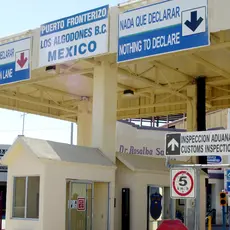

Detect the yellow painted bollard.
[{"left": 207, "top": 216, "right": 212, "bottom": 230}]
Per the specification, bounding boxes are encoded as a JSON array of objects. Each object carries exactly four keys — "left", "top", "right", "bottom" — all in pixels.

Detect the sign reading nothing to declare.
[
  {"left": 117, "top": 0, "right": 209, "bottom": 63},
  {"left": 165, "top": 130, "right": 230, "bottom": 156}
]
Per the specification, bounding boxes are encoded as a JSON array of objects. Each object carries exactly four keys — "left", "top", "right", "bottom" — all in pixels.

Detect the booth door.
[{"left": 66, "top": 181, "right": 93, "bottom": 230}]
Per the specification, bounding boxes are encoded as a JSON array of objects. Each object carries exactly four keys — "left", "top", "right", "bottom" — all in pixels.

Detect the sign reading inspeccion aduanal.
[
  {"left": 39, "top": 5, "right": 109, "bottom": 67},
  {"left": 165, "top": 130, "right": 230, "bottom": 156}
]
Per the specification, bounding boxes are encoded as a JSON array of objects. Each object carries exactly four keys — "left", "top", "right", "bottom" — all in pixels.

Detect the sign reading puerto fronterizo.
[
  {"left": 39, "top": 5, "right": 109, "bottom": 67},
  {"left": 165, "top": 130, "right": 230, "bottom": 156},
  {"left": 117, "top": 0, "right": 209, "bottom": 63},
  {"left": 170, "top": 168, "right": 196, "bottom": 199}
]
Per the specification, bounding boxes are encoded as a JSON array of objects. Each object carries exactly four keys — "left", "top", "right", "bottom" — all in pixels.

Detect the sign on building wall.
[
  {"left": 68, "top": 197, "right": 86, "bottom": 211},
  {"left": 117, "top": 0, "right": 209, "bottom": 63},
  {"left": 0, "top": 38, "right": 31, "bottom": 85},
  {"left": 116, "top": 121, "right": 189, "bottom": 161},
  {"left": 39, "top": 5, "right": 109, "bottom": 67},
  {"left": 207, "top": 155, "right": 224, "bottom": 174}
]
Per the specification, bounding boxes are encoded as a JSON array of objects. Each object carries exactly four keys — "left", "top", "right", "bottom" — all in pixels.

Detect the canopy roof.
[{"left": 0, "top": 0, "right": 230, "bottom": 121}]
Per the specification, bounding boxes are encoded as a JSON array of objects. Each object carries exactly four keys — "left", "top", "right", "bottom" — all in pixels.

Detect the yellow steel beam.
[
  {"left": 118, "top": 68, "right": 188, "bottom": 100},
  {"left": 0, "top": 91, "right": 78, "bottom": 114},
  {"left": 117, "top": 100, "right": 186, "bottom": 112}
]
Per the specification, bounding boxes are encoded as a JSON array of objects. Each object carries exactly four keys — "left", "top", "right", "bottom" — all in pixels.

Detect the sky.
[{"left": 0, "top": 0, "right": 124, "bottom": 145}]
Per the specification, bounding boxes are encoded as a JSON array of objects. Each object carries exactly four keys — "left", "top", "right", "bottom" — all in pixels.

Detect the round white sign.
[{"left": 171, "top": 169, "right": 195, "bottom": 199}]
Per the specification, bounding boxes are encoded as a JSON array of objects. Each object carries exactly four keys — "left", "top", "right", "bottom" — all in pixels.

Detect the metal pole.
[
  {"left": 195, "top": 169, "right": 201, "bottom": 230},
  {"left": 0, "top": 192, "right": 2, "bottom": 230},
  {"left": 70, "top": 123, "right": 74, "bottom": 145},
  {"left": 223, "top": 206, "right": 226, "bottom": 230},
  {"left": 166, "top": 157, "right": 175, "bottom": 219},
  {"left": 170, "top": 198, "right": 175, "bottom": 219},
  {"left": 228, "top": 204, "right": 230, "bottom": 230},
  {"left": 22, "top": 113, "right": 26, "bottom": 135}
]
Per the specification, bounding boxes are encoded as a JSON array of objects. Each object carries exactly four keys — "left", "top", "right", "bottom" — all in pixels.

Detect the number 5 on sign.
[{"left": 170, "top": 168, "right": 196, "bottom": 199}]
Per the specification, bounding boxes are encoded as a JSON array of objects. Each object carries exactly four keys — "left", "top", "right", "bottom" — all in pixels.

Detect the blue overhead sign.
[
  {"left": 117, "top": 0, "right": 209, "bottom": 63},
  {"left": 39, "top": 5, "right": 109, "bottom": 67},
  {"left": 0, "top": 38, "right": 31, "bottom": 85}
]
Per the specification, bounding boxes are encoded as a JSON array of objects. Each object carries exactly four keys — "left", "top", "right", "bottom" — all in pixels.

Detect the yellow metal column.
[
  {"left": 77, "top": 97, "right": 92, "bottom": 146},
  {"left": 92, "top": 60, "right": 117, "bottom": 230},
  {"left": 92, "top": 60, "right": 117, "bottom": 163}
]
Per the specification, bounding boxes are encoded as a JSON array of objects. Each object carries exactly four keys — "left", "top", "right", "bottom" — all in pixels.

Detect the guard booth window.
[{"left": 12, "top": 176, "right": 40, "bottom": 219}]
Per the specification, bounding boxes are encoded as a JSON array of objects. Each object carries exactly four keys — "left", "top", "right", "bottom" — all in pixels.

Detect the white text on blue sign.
[
  {"left": 0, "top": 38, "right": 31, "bottom": 85},
  {"left": 39, "top": 5, "right": 109, "bottom": 67},
  {"left": 118, "top": 0, "right": 209, "bottom": 62}
]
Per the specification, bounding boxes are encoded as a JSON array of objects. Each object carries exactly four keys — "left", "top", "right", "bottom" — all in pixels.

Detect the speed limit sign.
[{"left": 170, "top": 168, "right": 196, "bottom": 199}]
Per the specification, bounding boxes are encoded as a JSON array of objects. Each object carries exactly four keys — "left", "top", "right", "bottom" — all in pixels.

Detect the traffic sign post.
[
  {"left": 165, "top": 146, "right": 230, "bottom": 230},
  {"left": 0, "top": 37, "right": 31, "bottom": 85}
]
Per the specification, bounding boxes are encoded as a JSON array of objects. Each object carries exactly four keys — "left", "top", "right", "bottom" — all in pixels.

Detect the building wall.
[
  {"left": 5, "top": 147, "right": 45, "bottom": 230},
  {"left": 42, "top": 160, "right": 115, "bottom": 230},
  {"left": 115, "top": 160, "right": 136, "bottom": 230},
  {"left": 115, "top": 159, "right": 207, "bottom": 230},
  {"left": 93, "top": 182, "right": 109, "bottom": 230}
]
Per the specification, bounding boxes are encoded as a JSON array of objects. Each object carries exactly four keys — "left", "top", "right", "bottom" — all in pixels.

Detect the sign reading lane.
[
  {"left": 0, "top": 38, "right": 31, "bottom": 85},
  {"left": 39, "top": 5, "right": 109, "bottom": 67},
  {"left": 165, "top": 129, "right": 230, "bottom": 156},
  {"left": 117, "top": 0, "right": 209, "bottom": 63}
]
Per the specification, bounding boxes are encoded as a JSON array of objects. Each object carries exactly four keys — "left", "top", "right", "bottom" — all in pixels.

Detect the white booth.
[{"left": 2, "top": 136, "right": 207, "bottom": 230}]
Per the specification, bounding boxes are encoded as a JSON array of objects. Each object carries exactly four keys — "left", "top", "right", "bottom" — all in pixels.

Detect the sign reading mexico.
[
  {"left": 165, "top": 129, "right": 230, "bottom": 157},
  {"left": 0, "top": 38, "right": 31, "bottom": 85},
  {"left": 117, "top": 0, "right": 209, "bottom": 62},
  {"left": 39, "top": 5, "right": 109, "bottom": 67}
]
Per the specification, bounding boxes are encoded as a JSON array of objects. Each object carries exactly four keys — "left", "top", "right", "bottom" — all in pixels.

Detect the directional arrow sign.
[
  {"left": 0, "top": 38, "right": 31, "bottom": 85},
  {"left": 165, "top": 129, "right": 230, "bottom": 157},
  {"left": 165, "top": 133, "right": 181, "bottom": 156},
  {"left": 17, "top": 52, "right": 28, "bottom": 68},
  {"left": 168, "top": 138, "right": 179, "bottom": 151},
  {"left": 184, "top": 11, "right": 204, "bottom": 32},
  {"left": 117, "top": 0, "right": 209, "bottom": 63}
]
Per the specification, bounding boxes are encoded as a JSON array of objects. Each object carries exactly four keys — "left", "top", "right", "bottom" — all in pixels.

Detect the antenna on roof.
[
  {"left": 70, "top": 123, "right": 74, "bottom": 145},
  {"left": 21, "top": 113, "right": 27, "bottom": 135}
]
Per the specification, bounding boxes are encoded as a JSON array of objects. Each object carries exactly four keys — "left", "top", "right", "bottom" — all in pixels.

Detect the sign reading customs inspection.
[
  {"left": 165, "top": 130, "right": 230, "bottom": 156},
  {"left": 39, "top": 5, "right": 109, "bottom": 67},
  {"left": 170, "top": 168, "right": 196, "bottom": 199},
  {"left": 117, "top": 0, "right": 209, "bottom": 63}
]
